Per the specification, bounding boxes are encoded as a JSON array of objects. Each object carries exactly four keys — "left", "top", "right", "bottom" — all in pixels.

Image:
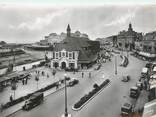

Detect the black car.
[
  {"left": 68, "top": 79, "right": 79, "bottom": 87},
  {"left": 121, "top": 102, "right": 133, "bottom": 116},
  {"left": 122, "top": 75, "right": 130, "bottom": 82},
  {"left": 130, "top": 86, "right": 140, "bottom": 99}
]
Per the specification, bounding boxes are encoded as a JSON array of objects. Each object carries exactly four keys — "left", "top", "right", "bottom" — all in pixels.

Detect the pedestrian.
[
  {"left": 25, "top": 78, "right": 28, "bottom": 85},
  {"left": 0, "top": 103, "right": 3, "bottom": 112},
  {"left": 22, "top": 79, "right": 25, "bottom": 85},
  {"left": 89, "top": 72, "right": 91, "bottom": 78},
  {"left": 10, "top": 95, "right": 13, "bottom": 102},
  {"left": 56, "top": 83, "right": 59, "bottom": 89},
  {"left": 47, "top": 74, "right": 49, "bottom": 78},
  {"left": 82, "top": 72, "right": 84, "bottom": 78}
]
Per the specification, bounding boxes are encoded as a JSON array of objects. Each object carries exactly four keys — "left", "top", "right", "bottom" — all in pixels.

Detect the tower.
[
  {"left": 128, "top": 23, "right": 133, "bottom": 32},
  {"left": 67, "top": 24, "right": 71, "bottom": 37}
]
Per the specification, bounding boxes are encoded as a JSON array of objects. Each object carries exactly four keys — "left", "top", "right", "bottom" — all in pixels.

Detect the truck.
[{"left": 22, "top": 92, "right": 44, "bottom": 111}]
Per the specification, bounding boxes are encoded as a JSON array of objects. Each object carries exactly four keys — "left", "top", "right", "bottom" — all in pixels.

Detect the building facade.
[
  {"left": 49, "top": 24, "right": 100, "bottom": 70},
  {"left": 117, "top": 23, "right": 143, "bottom": 51},
  {"left": 51, "top": 49, "right": 78, "bottom": 69}
]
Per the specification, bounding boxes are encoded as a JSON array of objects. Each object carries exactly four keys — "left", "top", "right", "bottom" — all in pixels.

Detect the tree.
[{"left": 35, "top": 76, "right": 39, "bottom": 90}]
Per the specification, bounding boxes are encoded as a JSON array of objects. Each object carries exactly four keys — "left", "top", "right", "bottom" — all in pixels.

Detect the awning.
[{"left": 139, "top": 51, "right": 156, "bottom": 58}]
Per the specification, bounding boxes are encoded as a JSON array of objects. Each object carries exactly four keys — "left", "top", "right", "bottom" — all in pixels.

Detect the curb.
[
  {"left": 5, "top": 86, "right": 65, "bottom": 117},
  {"left": 5, "top": 108, "right": 22, "bottom": 117},
  {"left": 72, "top": 81, "right": 111, "bottom": 111}
]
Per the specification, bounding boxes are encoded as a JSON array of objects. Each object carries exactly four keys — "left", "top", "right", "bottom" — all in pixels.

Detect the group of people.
[{"left": 81, "top": 72, "right": 91, "bottom": 78}]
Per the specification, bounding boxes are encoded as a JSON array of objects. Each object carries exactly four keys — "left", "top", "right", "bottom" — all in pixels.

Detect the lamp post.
[
  {"left": 115, "top": 55, "right": 117, "bottom": 75},
  {"left": 61, "top": 74, "right": 71, "bottom": 117}
]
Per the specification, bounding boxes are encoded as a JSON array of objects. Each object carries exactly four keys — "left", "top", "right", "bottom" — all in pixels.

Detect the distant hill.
[{"left": 0, "top": 41, "right": 7, "bottom": 45}]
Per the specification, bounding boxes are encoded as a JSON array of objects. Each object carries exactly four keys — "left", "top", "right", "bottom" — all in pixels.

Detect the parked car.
[
  {"left": 136, "top": 81, "right": 143, "bottom": 90},
  {"left": 121, "top": 102, "right": 133, "bottom": 116},
  {"left": 22, "top": 92, "right": 44, "bottom": 111},
  {"left": 94, "top": 64, "right": 101, "bottom": 70},
  {"left": 68, "top": 78, "right": 79, "bottom": 87},
  {"left": 122, "top": 75, "right": 130, "bottom": 82},
  {"left": 130, "top": 86, "right": 140, "bottom": 99}
]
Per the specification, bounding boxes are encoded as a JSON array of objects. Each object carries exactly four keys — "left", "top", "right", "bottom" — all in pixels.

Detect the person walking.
[
  {"left": 82, "top": 72, "right": 84, "bottom": 78},
  {"left": 89, "top": 72, "right": 91, "bottom": 78},
  {"left": 10, "top": 95, "right": 13, "bottom": 102},
  {"left": 22, "top": 79, "right": 25, "bottom": 85},
  {"left": 0, "top": 103, "right": 3, "bottom": 112},
  {"left": 47, "top": 74, "right": 49, "bottom": 78},
  {"left": 25, "top": 78, "right": 28, "bottom": 85}
]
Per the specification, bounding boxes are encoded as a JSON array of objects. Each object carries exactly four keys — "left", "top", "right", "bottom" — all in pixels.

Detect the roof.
[{"left": 53, "top": 36, "right": 99, "bottom": 63}]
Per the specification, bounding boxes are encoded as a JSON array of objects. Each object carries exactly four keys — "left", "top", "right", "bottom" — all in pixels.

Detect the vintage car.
[
  {"left": 121, "top": 102, "right": 133, "bottom": 116},
  {"left": 22, "top": 92, "right": 44, "bottom": 111},
  {"left": 68, "top": 78, "right": 79, "bottom": 87},
  {"left": 122, "top": 75, "right": 130, "bottom": 82},
  {"left": 130, "top": 86, "right": 140, "bottom": 99}
]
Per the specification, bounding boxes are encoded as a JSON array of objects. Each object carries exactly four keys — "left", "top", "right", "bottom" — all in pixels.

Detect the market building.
[{"left": 49, "top": 24, "right": 100, "bottom": 70}]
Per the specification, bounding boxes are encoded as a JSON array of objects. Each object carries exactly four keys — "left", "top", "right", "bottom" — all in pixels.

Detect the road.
[{"left": 8, "top": 53, "right": 146, "bottom": 117}]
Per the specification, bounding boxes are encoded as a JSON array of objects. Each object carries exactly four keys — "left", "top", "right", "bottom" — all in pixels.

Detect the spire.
[
  {"left": 67, "top": 24, "right": 71, "bottom": 37},
  {"left": 128, "top": 22, "right": 133, "bottom": 31}
]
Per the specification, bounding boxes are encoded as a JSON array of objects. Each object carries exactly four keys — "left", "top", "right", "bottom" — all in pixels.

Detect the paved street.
[{"left": 7, "top": 53, "right": 146, "bottom": 117}]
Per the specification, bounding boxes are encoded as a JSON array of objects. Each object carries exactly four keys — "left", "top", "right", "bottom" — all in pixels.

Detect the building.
[
  {"left": 135, "top": 40, "right": 156, "bottom": 60},
  {"left": 50, "top": 24, "right": 100, "bottom": 70},
  {"left": 117, "top": 23, "right": 143, "bottom": 51},
  {"left": 96, "top": 35, "right": 117, "bottom": 49}
]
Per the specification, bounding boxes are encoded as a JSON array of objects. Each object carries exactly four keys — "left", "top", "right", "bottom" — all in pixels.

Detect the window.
[
  {"left": 73, "top": 52, "right": 75, "bottom": 59},
  {"left": 53, "top": 52, "right": 55, "bottom": 59},
  {"left": 66, "top": 52, "right": 68, "bottom": 57},
  {"left": 56, "top": 52, "right": 58, "bottom": 59},
  {"left": 69, "top": 52, "right": 72, "bottom": 59},
  {"left": 59, "top": 52, "right": 61, "bottom": 57},
  {"left": 62, "top": 52, "right": 65, "bottom": 57}
]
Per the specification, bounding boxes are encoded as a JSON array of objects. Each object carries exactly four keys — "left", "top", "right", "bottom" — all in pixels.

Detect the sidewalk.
[
  {"left": 0, "top": 66, "right": 84, "bottom": 117},
  {"left": 0, "top": 67, "right": 58, "bottom": 104},
  {"left": 0, "top": 82, "right": 65, "bottom": 117}
]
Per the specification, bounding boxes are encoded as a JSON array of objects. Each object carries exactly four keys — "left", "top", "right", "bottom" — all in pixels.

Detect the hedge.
[{"left": 74, "top": 79, "right": 110, "bottom": 109}]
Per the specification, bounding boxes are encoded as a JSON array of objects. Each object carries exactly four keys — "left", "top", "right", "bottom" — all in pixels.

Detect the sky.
[{"left": 0, "top": 4, "right": 156, "bottom": 43}]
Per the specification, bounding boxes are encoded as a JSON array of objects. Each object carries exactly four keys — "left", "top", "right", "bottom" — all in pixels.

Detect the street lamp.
[
  {"left": 115, "top": 55, "right": 117, "bottom": 75},
  {"left": 61, "top": 74, "right": 72, "bottom": 117}
]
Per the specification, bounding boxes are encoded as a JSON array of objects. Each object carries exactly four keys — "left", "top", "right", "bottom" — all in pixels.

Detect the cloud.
[
  {"left": 105, "top": 8, "right": 137, "bottom": 27},
  {"left": 13, "top": 10, "right": 68, "bottom": 31},
  {"left": 0, "top": 5, "right": 156, "bottom": 43}
]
